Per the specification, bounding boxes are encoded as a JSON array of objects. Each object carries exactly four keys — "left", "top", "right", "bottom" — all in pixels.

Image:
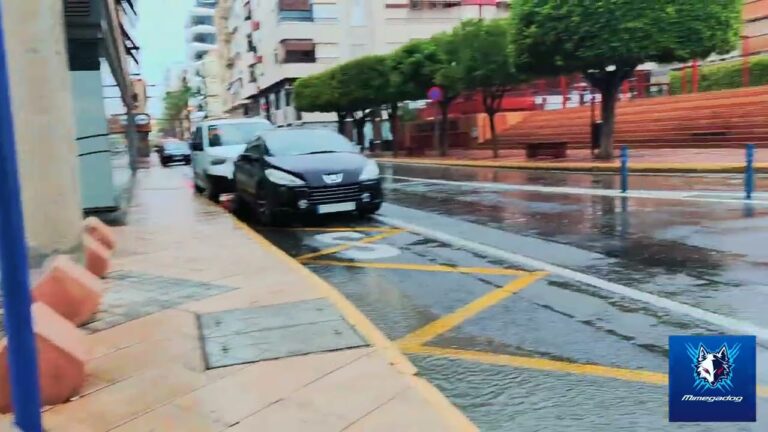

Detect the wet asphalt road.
[{"left": 251, "top": 163, "right": 768, "bottom": 431}]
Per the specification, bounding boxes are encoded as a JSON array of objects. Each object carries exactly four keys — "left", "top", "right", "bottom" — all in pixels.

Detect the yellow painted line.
[
  {"left": 305, "top": 259, "right": 530, "bottom": 276},
  {"left": 397, "top": 272, "right": 548, "bottom": 349},
  {"left": 405, "top": 346, "right": 768, "bottom": 399},
  {"left": 232, "top": 218, "right": 477, "bottom": 430},
  {"left": 266, "top": 226, "right": 403, "bottom": 233},
  {"left": 295, "top": 229, "right": 405, "bottom": 261},
  {"left": 406, "top": 345, "right": 668, "bottom": 385}
]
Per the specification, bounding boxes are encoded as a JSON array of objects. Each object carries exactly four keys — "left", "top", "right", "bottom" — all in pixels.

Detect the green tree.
[
  {"left": 294, "top": 67, "right": 349, "bottom": 135},
  {"left": 162, "top": 83, "right": 191, "bottom": 138},
  {"left": 453, "top": 18, "right": 520, "bottom": 158},
  {"left": 510, "top": 0, "right": 742, "bottom": 159},
  {"left": 389, "top": 37, "right": 461, "bottom": 157},
  {"left": 337, "top": 55, "right": 391, "bottom": 148}
]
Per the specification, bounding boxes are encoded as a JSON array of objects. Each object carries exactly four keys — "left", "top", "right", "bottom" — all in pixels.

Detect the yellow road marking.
[
  {"left": 231, "top": 218, "right": 477, "bottom": 430},
  {"left": 405, "top": 345, "right": 668, "bottom": 385},
  {"left": 268, "top": 226, "right": 403, "bottom": 233},
  {"left": 295, "top": 229, "right": 405, "bottom": 261},
  {"left": 397, "top": 272, "right": 548, "bottom": 349},
  {"left": 404, "top": 346, "right": 768, "bottom": 398},
  {"left": 304, "top": 259, "right": 530, "bottom": 276}
]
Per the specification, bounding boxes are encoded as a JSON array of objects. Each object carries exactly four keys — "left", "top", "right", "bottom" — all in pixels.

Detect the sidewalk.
[
  {"left": 1, "top": 164, "right": 474, "bottom": 431},
  {"left": 376, "top": 148, "right": 768, "bottom": 173}
]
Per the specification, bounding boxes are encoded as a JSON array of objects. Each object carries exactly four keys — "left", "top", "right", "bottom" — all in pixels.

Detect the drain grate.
[
  {"left": 198, "top": 298, "right": 368, "bottom": 369},
  {"left": 82, "top": 271, "right": 237, "bottom": 333}
]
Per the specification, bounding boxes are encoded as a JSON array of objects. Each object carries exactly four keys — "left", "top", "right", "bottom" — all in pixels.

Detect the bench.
[{"left": 525, "top": 141, "right": 567, "bottom": 159}]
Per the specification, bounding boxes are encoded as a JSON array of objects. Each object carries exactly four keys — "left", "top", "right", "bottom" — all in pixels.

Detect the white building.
[
  {"left": 186, "top": 0, "right": 219, "bottom": 121},
  {"left": 218, "top": 0, "right": 509, "bottom": 126}
]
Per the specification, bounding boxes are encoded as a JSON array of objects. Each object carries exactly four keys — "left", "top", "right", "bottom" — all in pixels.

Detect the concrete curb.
[{"left": 376, "top": 157, "right": 768, "bottom": 174}]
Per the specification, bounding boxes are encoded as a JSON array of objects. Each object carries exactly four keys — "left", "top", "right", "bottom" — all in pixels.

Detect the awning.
[{"left": 281, "top": 39, "right": 314, "bottom": 51}]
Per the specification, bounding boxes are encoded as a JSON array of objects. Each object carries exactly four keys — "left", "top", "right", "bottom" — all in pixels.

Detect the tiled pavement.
[{"left": 0, "top": 163, "right": 474, "bottom": 431}]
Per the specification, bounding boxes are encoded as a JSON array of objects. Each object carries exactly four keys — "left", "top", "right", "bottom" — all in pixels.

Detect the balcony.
[{"left": 280, "top": 39, "right": 315, "bottom": 63}]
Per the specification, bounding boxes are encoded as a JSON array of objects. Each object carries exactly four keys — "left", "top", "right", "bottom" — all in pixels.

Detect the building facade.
[
  {"left": 744, "top": 0, "right": 768, "bottom": 55},
  {"left": 186, "top": 0, "right": 219, "bottom": 125},
  {"left": 65, "top": 0, "right": 142, "bottom": 213},
  {"left": 216, "top": 0, "right": 509, "bottom": 126}
]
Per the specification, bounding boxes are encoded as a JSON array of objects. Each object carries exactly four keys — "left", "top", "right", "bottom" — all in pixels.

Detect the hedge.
[{"left": 669, "top": 55, "right": 768, "bottom": 94}]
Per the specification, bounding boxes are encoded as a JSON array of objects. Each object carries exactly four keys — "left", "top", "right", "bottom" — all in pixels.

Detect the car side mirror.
[
  {"left": 238, "top": 153, "right": 258, "bottom": 162},
  {"left": 190, "top": 142, "right": 203, "bottom": 152}
]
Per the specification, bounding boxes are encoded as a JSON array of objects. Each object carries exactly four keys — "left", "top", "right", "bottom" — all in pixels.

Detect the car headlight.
[
  {"left": 265, "top": 168, "right": 305, "bottom": 186},
  {"left": 210, "top": 157, "right": 227, "bottom": 165},
  {"left": 359, "top": 160, "right": 380, "bottom": 181}
]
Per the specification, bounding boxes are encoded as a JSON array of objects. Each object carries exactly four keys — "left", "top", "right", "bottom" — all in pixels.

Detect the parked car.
[
  {"left": 158, "top": 140, "right": 191, "bottom": 166},
  {"left": 190, "top": 117, "right": 274, "bottom": 202},
  {"left": 232, "top": 128, "right": 383, "bottom": 225}
]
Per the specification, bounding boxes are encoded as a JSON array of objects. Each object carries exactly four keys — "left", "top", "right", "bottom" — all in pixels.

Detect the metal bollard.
[
  {"left": 620, "top": 145, "right": 629, "bottom": 193},
  {"left": 0, "top": 3, "right": 43, "bottom": 431},
  {"left": 745, "top": 144, "right": 755, "bottom": 201}
]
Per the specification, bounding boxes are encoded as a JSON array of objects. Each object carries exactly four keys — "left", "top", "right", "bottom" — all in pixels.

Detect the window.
[
  {"left": 281, "top": 39, "right": 315, "bottom": 63},
  {"left": 312, "top": 4, "right": 338, "bottom": 22},
  {"left": 245, "top": 6, "right": 251, "bottom": 21},
  {"left": 248, "top": 64, "right": 257, "bottom": 83},
  {"left": 192, "top": 127, "right": 203, "bottom": 145},
  {"left": 192, "top": 33, "right": 216, "bottom": 44},
  {"left": 191, "top": 16, "right": 213, "bottom": 26},
  {"left": 207, "top": 122, "right": 273, "bottom": 147},
  {"left": 284, "top": 87, "right": 293, "bottom": 107},
  {"left": 283, "top": 50, "right": 315, "bottom": 63},
  {"left": 273, "top": 92, "right": 282, "bottom": 110},
  {"left": 247, "top": 36, "right": 257, "bottom": 53}
]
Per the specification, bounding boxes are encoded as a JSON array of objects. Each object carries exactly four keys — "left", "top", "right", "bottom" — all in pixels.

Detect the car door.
[
  {"left": 235, "top": 138, "right": 265, "bottom": 200},
  {"left": 190, "top": 127, "right": 205, "bottom": 183}
]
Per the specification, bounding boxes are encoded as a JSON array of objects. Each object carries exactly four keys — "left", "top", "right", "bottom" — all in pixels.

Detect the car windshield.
[
  {"left": 165, "top": 142, "right": 187, "bottom": 151},
  {"left": 265, "top": 130, "right": 357, "bottom": 157},
  {"left": 208, "top": 122, "right": 272, "bottom": 147}
]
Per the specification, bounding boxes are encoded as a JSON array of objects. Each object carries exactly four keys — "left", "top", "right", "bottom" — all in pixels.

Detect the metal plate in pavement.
[{"left": 199, "top": 298, "right": 368, "bottom": 369}]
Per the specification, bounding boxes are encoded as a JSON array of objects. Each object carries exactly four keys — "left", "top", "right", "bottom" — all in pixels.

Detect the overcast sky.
[{"left": 136, "top": 0, "right": 194, "bottom": 116}]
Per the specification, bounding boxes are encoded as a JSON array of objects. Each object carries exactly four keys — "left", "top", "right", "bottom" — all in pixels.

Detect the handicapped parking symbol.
[{"left": 313, "top": 231, "right": 401, "bottom": 260}]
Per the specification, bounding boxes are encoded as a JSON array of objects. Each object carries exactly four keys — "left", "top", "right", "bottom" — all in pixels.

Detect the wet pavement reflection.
[{"left": 252, "top": 163, "right": 768, "bottom": 431}]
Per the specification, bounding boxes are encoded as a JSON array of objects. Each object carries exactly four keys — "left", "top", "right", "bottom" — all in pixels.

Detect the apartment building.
[
  {"left": 218, "top": 0, "right": 509, "bottom": 126},
  {"left": 186, "top": 0, "right": 219, "bottom": 124}
]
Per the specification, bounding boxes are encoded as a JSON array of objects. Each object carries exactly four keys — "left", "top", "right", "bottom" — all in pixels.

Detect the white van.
[{"left": 190, "top": 117, "right": 274, "bottom": 202}]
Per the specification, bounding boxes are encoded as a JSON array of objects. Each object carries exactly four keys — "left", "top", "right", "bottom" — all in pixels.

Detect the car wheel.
[
  {"left": 256, "top": 196, "right": 274, "bottom": 226},
  {"left": 206, "top": 175, "right": 221, "bottom": 203},
  {"left": 231, "top": 191, "right": 250, "bottom": 221},
  {"left": 194, "top": 182, "right": 205, "bottom": 194}
]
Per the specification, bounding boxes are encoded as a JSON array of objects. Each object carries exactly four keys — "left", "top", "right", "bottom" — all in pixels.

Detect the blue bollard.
[
  {"left": 0, "top": 3, "right": 43, "bottom": 431},
  {"left": 745, "top": 144, "right": 755, "bottom": 201},
  {"left": 620, "top": 145, "right": 629, "bottom": 194}
]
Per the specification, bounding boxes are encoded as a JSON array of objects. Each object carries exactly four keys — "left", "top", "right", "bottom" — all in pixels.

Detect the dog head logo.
[{"left": 695, "top": 344, "right": 732, "bottom": 389}]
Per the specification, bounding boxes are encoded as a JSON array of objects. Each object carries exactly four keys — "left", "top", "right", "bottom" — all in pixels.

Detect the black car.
[
  {"left": 158, "top": 140, "right": 192, "bottom": 166},
  {"left": 232, "top": 128, "right": 383, "bottom": 224}
]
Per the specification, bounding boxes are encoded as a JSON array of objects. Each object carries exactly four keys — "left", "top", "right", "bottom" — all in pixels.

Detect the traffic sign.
[{"left": 427, "top": 86, "right": 444, "bottom": 102}]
